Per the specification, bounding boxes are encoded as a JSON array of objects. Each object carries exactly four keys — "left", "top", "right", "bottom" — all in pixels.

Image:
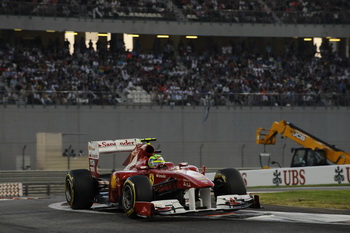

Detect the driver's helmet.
[{"left": 148, "top": 154, "right": 165, "bottom": 168}]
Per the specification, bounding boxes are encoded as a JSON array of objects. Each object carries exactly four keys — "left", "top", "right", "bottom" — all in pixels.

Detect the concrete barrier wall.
[
  {"left": 1, "top": 105, "right": 350, "bottom": 170},
  {"left": 2, "top": 16, "right": 350, "bottom": 38}
]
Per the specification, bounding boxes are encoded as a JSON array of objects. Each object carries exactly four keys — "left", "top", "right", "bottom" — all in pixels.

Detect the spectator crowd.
[
  {"left": 265, "top": 0, "right": 350, "bottom": 24},
  {"left": 0, "top": 0, "right": 350, "bottom": 24},
  {"left": 0, "top": 0, "right": 176, "bottom": 20},
  {"left": 0, "top": 36, "right": 349, "bottom": 107}
]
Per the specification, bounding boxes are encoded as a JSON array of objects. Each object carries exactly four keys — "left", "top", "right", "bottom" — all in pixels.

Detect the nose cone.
[{"left": 178, "top": 169, "right": 214, "bottom": 188}]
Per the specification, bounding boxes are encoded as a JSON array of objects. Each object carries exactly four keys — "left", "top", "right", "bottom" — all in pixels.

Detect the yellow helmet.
[{"left": 148, "top": 154, "right": 165, "bottom": 168}]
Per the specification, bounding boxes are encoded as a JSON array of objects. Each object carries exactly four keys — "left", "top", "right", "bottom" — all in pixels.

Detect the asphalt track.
[{"left": 1, "top": 195, "right": 350, "bottom": 233}]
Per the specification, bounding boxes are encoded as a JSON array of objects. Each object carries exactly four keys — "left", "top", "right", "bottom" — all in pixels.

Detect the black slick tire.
[
  {"left": 213, "top": 168, "right": 246, "bottom": 197},
  {"left": 122, "top": 175, "right": 153, "bottom": 218},
  {"left": 65, "top": 169, "right": 95, "bottom": 209}
]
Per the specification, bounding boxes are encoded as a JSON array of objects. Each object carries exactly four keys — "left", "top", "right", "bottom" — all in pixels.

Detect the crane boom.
[{"left": 256, "top": 120, "right": 350, "bottom": 166}]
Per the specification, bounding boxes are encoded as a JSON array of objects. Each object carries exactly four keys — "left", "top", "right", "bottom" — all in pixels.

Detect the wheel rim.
[
  {"left": 122, "top": 185, "right": 134, "bottom": 210},
  {"left": 65, "top": 178, "right": 73, "bottom": 203}
]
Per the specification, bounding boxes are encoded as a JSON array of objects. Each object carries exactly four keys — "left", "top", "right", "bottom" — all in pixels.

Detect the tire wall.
[{"left": 1, "top": 105, "right": 350, "bottom": 170}]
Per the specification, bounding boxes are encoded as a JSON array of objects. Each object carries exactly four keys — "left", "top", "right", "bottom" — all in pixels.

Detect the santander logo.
[
  {"left": 98, "top": 142, "right": 117, "bottom": 147},
  {"left": 120, "top": 140, "right": 135, "bottom": 146}
]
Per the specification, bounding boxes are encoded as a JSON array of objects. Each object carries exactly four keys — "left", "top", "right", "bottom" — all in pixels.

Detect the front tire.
[
  {"left": 122, "top": 175, "right": 153, "bottom": 218},
  {"left": 213, "top": 168, "right": 246, "bottom": 197},
  {"left": 65, "top": 169, "right": 95, "bottom": 209}
]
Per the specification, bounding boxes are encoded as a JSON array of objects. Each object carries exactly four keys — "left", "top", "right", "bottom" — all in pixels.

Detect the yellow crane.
[{"left": 256, "top": 120, "right": 350, "bottom": 167}]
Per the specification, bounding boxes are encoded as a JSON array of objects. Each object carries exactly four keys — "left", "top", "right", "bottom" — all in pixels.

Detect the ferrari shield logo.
[{"left": 149, "top": 173, "right": 154, "bottom": 185}]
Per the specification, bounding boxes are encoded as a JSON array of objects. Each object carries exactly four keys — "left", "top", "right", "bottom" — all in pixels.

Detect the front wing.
[
  {"left": 134, "top": 188, "right": 257, "bottom": 218},
  {"left": 152, "top": 195, "right": 253, "bottom": 215}
]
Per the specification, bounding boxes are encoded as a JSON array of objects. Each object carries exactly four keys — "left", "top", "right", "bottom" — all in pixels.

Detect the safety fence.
[
  {"left": 22, "top": 183, "right": 65, "bottom": 196},
  {"left": 0, "top": 182, "right": 64, "bottom": 197},
  {"left": 0, "top": 170, "right": 67, "bottom": 197}
]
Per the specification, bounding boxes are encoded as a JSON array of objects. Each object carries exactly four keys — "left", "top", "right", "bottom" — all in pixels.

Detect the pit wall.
[{"left": 1, "top": 105, "right": 350, "bottom": 170}]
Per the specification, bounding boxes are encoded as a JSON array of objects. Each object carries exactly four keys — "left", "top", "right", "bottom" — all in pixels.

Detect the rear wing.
[
  {"left": 88, "top": 139, "right": 142, "bottom": 158},
  {"left": 88, "top": 138, "right": 155, "bottom": 177}
]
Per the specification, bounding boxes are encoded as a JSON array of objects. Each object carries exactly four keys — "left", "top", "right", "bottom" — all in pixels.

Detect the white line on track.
[
  {"left": 0, "top": 197, "right": 46, "bottom": 201},
  {"left": 49, "top": 202, "right": 350, "bottom": 225},
  {"left": 48, "top": 202, "right": 116, "bottom": 215},
  {"left": 240, "top": 210, "right": 350, "bottom": 225}
]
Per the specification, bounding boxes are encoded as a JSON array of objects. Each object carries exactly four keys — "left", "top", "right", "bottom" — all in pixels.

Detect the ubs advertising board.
[{"left": 206, "top": 165, "right": 350, "bottom": 187}]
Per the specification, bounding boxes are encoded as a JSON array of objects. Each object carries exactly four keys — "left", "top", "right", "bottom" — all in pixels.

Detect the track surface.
[{"left": 1, "top": 196, "right": 350, "bottom": 233}]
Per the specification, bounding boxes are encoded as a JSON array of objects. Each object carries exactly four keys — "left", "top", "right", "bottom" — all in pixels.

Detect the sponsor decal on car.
[
  {"left": 119, "top": 140, "right": 135, "bottom": 146},
  {"left": 111, "top": 175, "right": 117, "bottom": 189},
  {"left": 149, "top": 174, "right": 154, "bottom": 185},
  {"left": 98, "top": 141, "right": 117, "bottom": 147},
  {"left": 201, "top": 180, "right": 209, "bottom": 184},
  {"left": 89, "top": 153, "right": 99, "bottom": 159}
]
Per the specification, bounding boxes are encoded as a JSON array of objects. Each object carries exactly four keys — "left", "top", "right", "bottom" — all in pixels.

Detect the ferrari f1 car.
[{"left": 65, "top": 138, "right": 260, "bottom": 218}]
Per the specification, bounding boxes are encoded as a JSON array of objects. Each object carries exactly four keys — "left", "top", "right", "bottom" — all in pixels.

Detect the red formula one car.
[{"left": 65, "top": 138, "right": 259, "bottom": 218}]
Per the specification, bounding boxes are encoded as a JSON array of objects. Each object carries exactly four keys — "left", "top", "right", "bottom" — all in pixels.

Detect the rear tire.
[
  {"left": 65, "top": 169, "right": 95, "bottom": 209},
  {"left": 213, "top": 168, "right": 246, "bottom": 197},
  {"left": 122, "top": 175, "right": 153, "bottom": 218}
]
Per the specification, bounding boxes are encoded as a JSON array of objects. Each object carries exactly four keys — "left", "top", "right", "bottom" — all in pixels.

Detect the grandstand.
[
  {"left": 0, "top": 0, "right": 349, "bottom": 107},
  {"left": 0, "top": 0, "right": 349, "bottom": 170}
]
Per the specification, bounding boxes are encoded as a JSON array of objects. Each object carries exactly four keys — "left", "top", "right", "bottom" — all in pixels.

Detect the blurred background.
[{"left": 0, "top": 0, "right": 349, "bottom": 171}]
